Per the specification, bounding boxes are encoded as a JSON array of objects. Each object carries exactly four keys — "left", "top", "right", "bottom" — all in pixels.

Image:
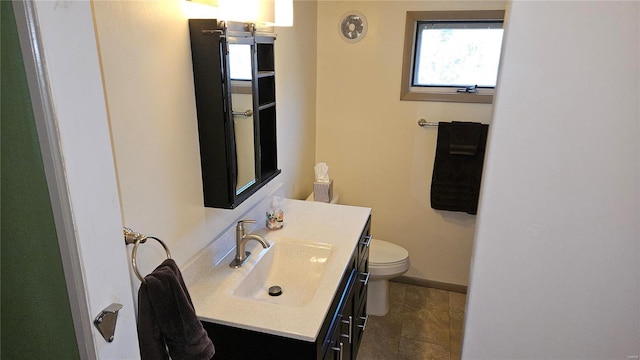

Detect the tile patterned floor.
[{"left": 357, "top": 282, "right": 466, "bottom": 360}]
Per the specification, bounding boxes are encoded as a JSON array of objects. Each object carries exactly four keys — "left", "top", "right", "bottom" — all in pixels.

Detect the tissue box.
[{"left": 313, "top": 180, "right": 333, "bottom": 203}]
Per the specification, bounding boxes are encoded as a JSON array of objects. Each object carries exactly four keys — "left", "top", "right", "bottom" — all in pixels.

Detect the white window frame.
[{"left": 400, "top": 10, "right": 505, "bottom": 104}]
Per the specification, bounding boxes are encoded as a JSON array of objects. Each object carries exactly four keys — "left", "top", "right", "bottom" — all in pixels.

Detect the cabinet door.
[
  {"left": 322, "top": 313, "right": 342, "bottom": 360},
  {"left": 352, "top": 217, "right": 371, "bottom": 358},
  {"left": 188, "top": 19, "right": 235, "bottom": 208},
  {"left": 340, "top": 272, "right": 355, "bottom": 360},
  {"left": 322, "top": 266, "right": 356, "bottom": 360},
  {"left": 352, "top": 293, "right": 368, "bottom": 359}
]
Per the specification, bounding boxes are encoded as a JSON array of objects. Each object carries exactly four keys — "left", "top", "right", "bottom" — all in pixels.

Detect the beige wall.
[
  {"left": 93, "top": 0, "right": 505, "bottom": 288},
  {"left": 274, "top": 1, "right": 318, "bottom": 199},
  {"left": 316, "top": 1, "right": 506, "bottom": 286},
  {"left": 93, "top": 0, "right": 317, "bottom": 276}
]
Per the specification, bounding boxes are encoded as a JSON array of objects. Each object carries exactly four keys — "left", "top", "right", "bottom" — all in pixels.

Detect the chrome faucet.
[{"left": 230, "top": 220, "right": 271, "bottom": 268}]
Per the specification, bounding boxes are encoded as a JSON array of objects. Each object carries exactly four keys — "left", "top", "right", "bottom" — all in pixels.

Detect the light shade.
[
  {"left": 183, "top": 0, "right": 218, "bottom": 18},
  {"left": 218, "top": 0, "right": 268, "bottom": 23},
  {"left": 218, "top": 0, "right": 293, "bottom": 27},
  {"left": 274, "top": 0, "right": 293, "bottom": 27},
  {"left": 188, "top": 0, "right": 217, "bottom": 6}
]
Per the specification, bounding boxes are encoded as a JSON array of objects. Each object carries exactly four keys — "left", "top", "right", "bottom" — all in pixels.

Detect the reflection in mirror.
[{"left": 228, "top": 44, "right": 257, "bottom": 195}]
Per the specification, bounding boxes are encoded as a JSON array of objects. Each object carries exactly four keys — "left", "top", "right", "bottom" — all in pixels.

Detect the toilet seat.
[
  {"left": 369, "top": 239, "right": 409, "bottom": 265},
  {"left": 369, "top": 239, "right": 410, "bottom": 278}
]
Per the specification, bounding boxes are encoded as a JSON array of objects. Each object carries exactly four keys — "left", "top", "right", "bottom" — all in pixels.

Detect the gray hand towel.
[{"left": 137, "top": 259, "right": 215, "bottom": 360}]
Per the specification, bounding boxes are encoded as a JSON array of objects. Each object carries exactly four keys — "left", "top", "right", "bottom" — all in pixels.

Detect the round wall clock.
[{"left": 339, "top": 11, "right": 367, "bottom": 43}]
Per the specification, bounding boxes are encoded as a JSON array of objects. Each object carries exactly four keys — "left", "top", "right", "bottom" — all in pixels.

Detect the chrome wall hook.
[{"left": 93, "top": 303, "right": 123, "bottom": 343}]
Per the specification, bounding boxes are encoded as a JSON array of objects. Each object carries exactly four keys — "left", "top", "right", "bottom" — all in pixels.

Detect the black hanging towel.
[
  {"left": 137, "top": 259, "right": 215, "bottom": 360},
  {"left": 430, "top": 121, "right": 489, "bottom": 215}
]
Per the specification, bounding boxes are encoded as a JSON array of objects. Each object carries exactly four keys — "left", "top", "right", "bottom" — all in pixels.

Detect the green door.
[{"left": 1, "top": 1, "right": 81, "bottom": 358}]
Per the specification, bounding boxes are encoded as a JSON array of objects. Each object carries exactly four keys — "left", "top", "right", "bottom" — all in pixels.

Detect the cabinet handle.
[
  {"left": 358, "top": 315, "right": 369, "bottom": 331},
  {"left": 331, "top": 342, "right": 344, "bottom": 360},
  {"left": 360, "top": 235, "right": 372, "bottom": 247},
  {"left": 340, "top": 315, "right": 352, "bottom": 344},
  {"left": 359, "top": 271, "right": 370, "bottom": 286}
]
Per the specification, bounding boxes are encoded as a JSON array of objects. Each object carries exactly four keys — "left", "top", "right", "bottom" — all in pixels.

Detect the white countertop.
[{"left": 187, "top": 199, "right": 371, "bottom": 342}]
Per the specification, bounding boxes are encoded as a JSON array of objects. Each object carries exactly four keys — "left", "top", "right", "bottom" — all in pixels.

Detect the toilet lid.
[{"left": 369, "top": 239, "right": 409, "bottom": 265}]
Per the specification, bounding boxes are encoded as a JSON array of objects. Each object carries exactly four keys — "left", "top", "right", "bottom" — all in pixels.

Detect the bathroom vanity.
[{"left": 186, "top": 200, "right": 371, "bottom": 359}]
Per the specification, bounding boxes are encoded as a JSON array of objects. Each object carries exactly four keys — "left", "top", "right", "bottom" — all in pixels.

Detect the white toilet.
[
  {"left": 367, "top": 239, "right": 410, "bottom": 316},
  {"left": 305, "top": 192, "right": 410, "bottom": 316}
]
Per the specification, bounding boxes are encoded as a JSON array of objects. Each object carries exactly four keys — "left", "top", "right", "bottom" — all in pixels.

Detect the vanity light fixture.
[
  {"left": 273, "top": 0, "right": 293, "bottom": 27},
  {"left": 187, "top": 0, "right": 217, "bottom": 6},
  {"left": 189, "top": 0, "right": 292, "bottom": 27},
  {"left": 184, "top": 0, "right": 217, "bottom": 18}
]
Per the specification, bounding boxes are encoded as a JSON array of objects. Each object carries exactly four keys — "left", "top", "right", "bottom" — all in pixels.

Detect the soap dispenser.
[{"left": 266, "top": 196, "right": 284, "bottom": 230}]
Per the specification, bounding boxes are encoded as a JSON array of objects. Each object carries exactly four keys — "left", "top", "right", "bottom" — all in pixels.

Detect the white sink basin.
[{"left": 232, "top": 240, "right": 334, "bottom": 307}]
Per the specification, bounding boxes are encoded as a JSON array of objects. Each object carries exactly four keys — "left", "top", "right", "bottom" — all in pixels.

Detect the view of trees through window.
[{"left": 414, "top": 25, "right": 504, "bottom": 88}]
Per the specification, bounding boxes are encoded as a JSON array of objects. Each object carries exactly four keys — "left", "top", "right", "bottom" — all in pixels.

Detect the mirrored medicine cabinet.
[{"left": 188, "top": 19, "right": 280, "bottom": 209}]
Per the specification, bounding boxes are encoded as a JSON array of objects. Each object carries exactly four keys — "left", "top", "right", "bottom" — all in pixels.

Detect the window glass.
[
  {"left": 400, "top": 10, "right": 505, "bottom": 103},
  {"left": 414, "top": 21, "right": 503, "bottom": 88}
]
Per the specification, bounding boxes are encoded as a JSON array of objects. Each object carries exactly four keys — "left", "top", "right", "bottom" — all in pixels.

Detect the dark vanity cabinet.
[
  {"left": 323, "top": 216, "right": 371, "bottom": 360},
  {"left": 202, "top": 217, "right": 371, "bottom": 360},
  {"left": 188, "top": 19, "right": 280, "bottom": 209}
]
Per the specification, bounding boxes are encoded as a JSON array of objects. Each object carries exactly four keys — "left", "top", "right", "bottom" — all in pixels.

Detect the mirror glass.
[{"left": 228, "top": 43, "right": 257, "bottom": 195}]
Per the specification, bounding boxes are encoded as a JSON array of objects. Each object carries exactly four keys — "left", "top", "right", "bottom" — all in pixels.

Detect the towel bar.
[
  {"left": 418, "top": 118, "right": 439, "bottom": 127},
  {"left": 232, "top": 109, "right": 253, "bottom": 117},
  {"left": 123, "top": 227, "right": 171, "bottom": 283}
]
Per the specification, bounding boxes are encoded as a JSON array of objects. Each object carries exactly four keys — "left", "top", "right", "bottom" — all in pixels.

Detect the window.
[{"left": 401, "top": 10, "right": 505, "bottom": 103}]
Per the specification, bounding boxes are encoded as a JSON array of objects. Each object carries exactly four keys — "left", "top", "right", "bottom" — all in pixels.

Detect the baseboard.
[{"left": 392, "top": 275, "right": 467, "bottom": 294}]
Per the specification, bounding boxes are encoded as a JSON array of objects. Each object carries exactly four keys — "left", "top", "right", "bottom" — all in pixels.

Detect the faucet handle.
[{"left": 236, "top": 219, "right": 256, "bottom": 231}]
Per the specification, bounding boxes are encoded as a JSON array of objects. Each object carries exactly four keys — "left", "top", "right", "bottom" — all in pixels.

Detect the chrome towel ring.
[{"left": 123, "top": 227, "right": 171, "bottom": 283}]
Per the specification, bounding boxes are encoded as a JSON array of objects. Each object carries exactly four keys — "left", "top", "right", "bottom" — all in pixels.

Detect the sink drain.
[{"left": 268, "top": 286, "right": 283, "bottom": 297}]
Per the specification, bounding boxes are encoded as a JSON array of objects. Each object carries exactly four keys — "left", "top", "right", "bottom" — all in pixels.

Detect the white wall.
[
  {"left": 464, "top": 1, "right": 640, "bottom": 358},
  {"left": 92, "top": 0, "right": 317, "bottom": 286},
  {"left": 26, "top": 1, "right": 140, "bottom": 357},
  {"left": 316, "top": 0, "right": 506, "bottom": 286}
]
